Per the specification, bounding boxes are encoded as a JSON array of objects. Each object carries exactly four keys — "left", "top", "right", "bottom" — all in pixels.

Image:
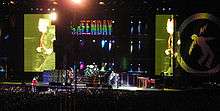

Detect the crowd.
[{"left": 0, "top": 85, "right": 219, "bottom": 111}]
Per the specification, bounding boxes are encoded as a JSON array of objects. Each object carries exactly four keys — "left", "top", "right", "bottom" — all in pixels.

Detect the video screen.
[
  {"left": 155, "top": 15, "right": 174, "bottom": 76},
  {"left": 24, "top": 14, "right": 55, "bottom": 72}
]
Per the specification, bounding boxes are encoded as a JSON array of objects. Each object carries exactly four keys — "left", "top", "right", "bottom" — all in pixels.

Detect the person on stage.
[
  {"left": 66, "top": 66, "right": 74, "bottom": 85},
  {"left": 108, "top": 70, "right": 120, "bottom": 88},
  {"left": 31, "top": 75, "right": 39, "bottom": 92}
]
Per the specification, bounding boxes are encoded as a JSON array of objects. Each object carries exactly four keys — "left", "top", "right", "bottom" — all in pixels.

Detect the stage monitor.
[
  {"left": 155, "top": 15, "right": 174, "bottom": 76},
  {"left": 24, "top": 14, "right": 56, "bottom": 72}
]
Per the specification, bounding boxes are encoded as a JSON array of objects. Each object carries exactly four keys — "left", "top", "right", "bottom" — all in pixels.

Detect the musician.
[
  {"left": 99, "top": 63, "right": 108, "bottom": 85},
  {"left": 66, "top": 67, "right": 74, "bottom": 85},
  {"left": 0, "top": 65, "right": 5, "bottom": 77},
  {"left": 108, "top": 70, "right": 119, "bottom": 88},
  {"left": 100, "top": 63, "right": 107, "bottom": 73},
  {"left": 31, "top": 75, "right": 39, "bottom": 92}
]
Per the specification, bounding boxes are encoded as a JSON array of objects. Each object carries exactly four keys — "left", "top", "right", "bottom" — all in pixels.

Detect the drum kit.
[
  {"left": 84, "top": 65, "right": 100, "bottom": 77},
  {"left": 83, "top": 64, "right": 119, "bottom": 86},
  {"left": 64, "top": 63, "right": 119, "bottom": 87}
]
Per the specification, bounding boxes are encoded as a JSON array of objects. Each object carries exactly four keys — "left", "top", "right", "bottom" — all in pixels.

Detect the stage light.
[
  {"left": 138, "top": 20, "right": 141, "bottom": 35},
  {"left": 168, "top": 8, "right": 171, "bottom": 11},
  {"left": 162, "top": 8, "right": 166, "bottom": 11},
  {"left": 138, "top": 64, "right": 141, "bottom": 72},
  {"left": 49, "top": 12, "right": 57, "bottom": 21},
  {"left": 130, "top": 41, "right": 133, "bottom": 53},
  {"left": 101, "top": 40, "right": 105, "bottom": 48},
  {"left": 138, "top": 41, "right": 141, "bottom": 50},
  {"left": 52, "top": 1, "right": 58, "bottom": 5},
  {"left": 10, "top": 1, "right": 15, "bottom": 4},
  {"left": 130, "top": 20, "right": 134, "bottom": 35},
  {"left": 109, "top": 41, "right": 112, "bottom": 51},
  {"left": 99, "top": 1, "right": 105, "bottom": 5},
  {"left": 80, "top": 61, "right": 85, "bottom": 70},
  {"left": 72, "top": 0, "right": 83, "bottom": 4}
]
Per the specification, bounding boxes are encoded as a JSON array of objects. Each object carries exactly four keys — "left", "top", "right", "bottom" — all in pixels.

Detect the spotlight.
[
  {"left": 10, "top": 1, "right": 15, "bottom": 4},
  {"left": 72, "top": 0, "right": 83, "bottom": 4},
  {"left": 52, "top": 1, "right": 58, "bottom": 5},
  {"left": 168, "top": 8, "right": 171, "bottom": 11},
  {"left": 99, "top": 1, "right": 105, "bottom": 5},
  {"left": 162, "top": 8, "right": 166, "bottom": 11}
]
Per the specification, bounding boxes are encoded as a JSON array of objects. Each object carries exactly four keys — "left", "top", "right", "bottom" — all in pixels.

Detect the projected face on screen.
[
  {"left": 24, "top": 14, "right": 56, "bottom": 72},
  {"left": 155, "top": 15, "right": 174, "bottom": 76}
]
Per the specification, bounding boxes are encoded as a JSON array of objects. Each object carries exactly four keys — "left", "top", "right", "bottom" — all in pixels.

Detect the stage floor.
[{"left": 0, "top": 81, "right": 182, "bottom": 93}]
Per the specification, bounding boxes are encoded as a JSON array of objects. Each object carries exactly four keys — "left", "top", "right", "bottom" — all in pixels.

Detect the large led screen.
[
  {"left": 24, "top": 14, "right": 55, "bottom": 72},
  {"left": 155, "top": 15, "right": 174, "bottom": 76}
]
